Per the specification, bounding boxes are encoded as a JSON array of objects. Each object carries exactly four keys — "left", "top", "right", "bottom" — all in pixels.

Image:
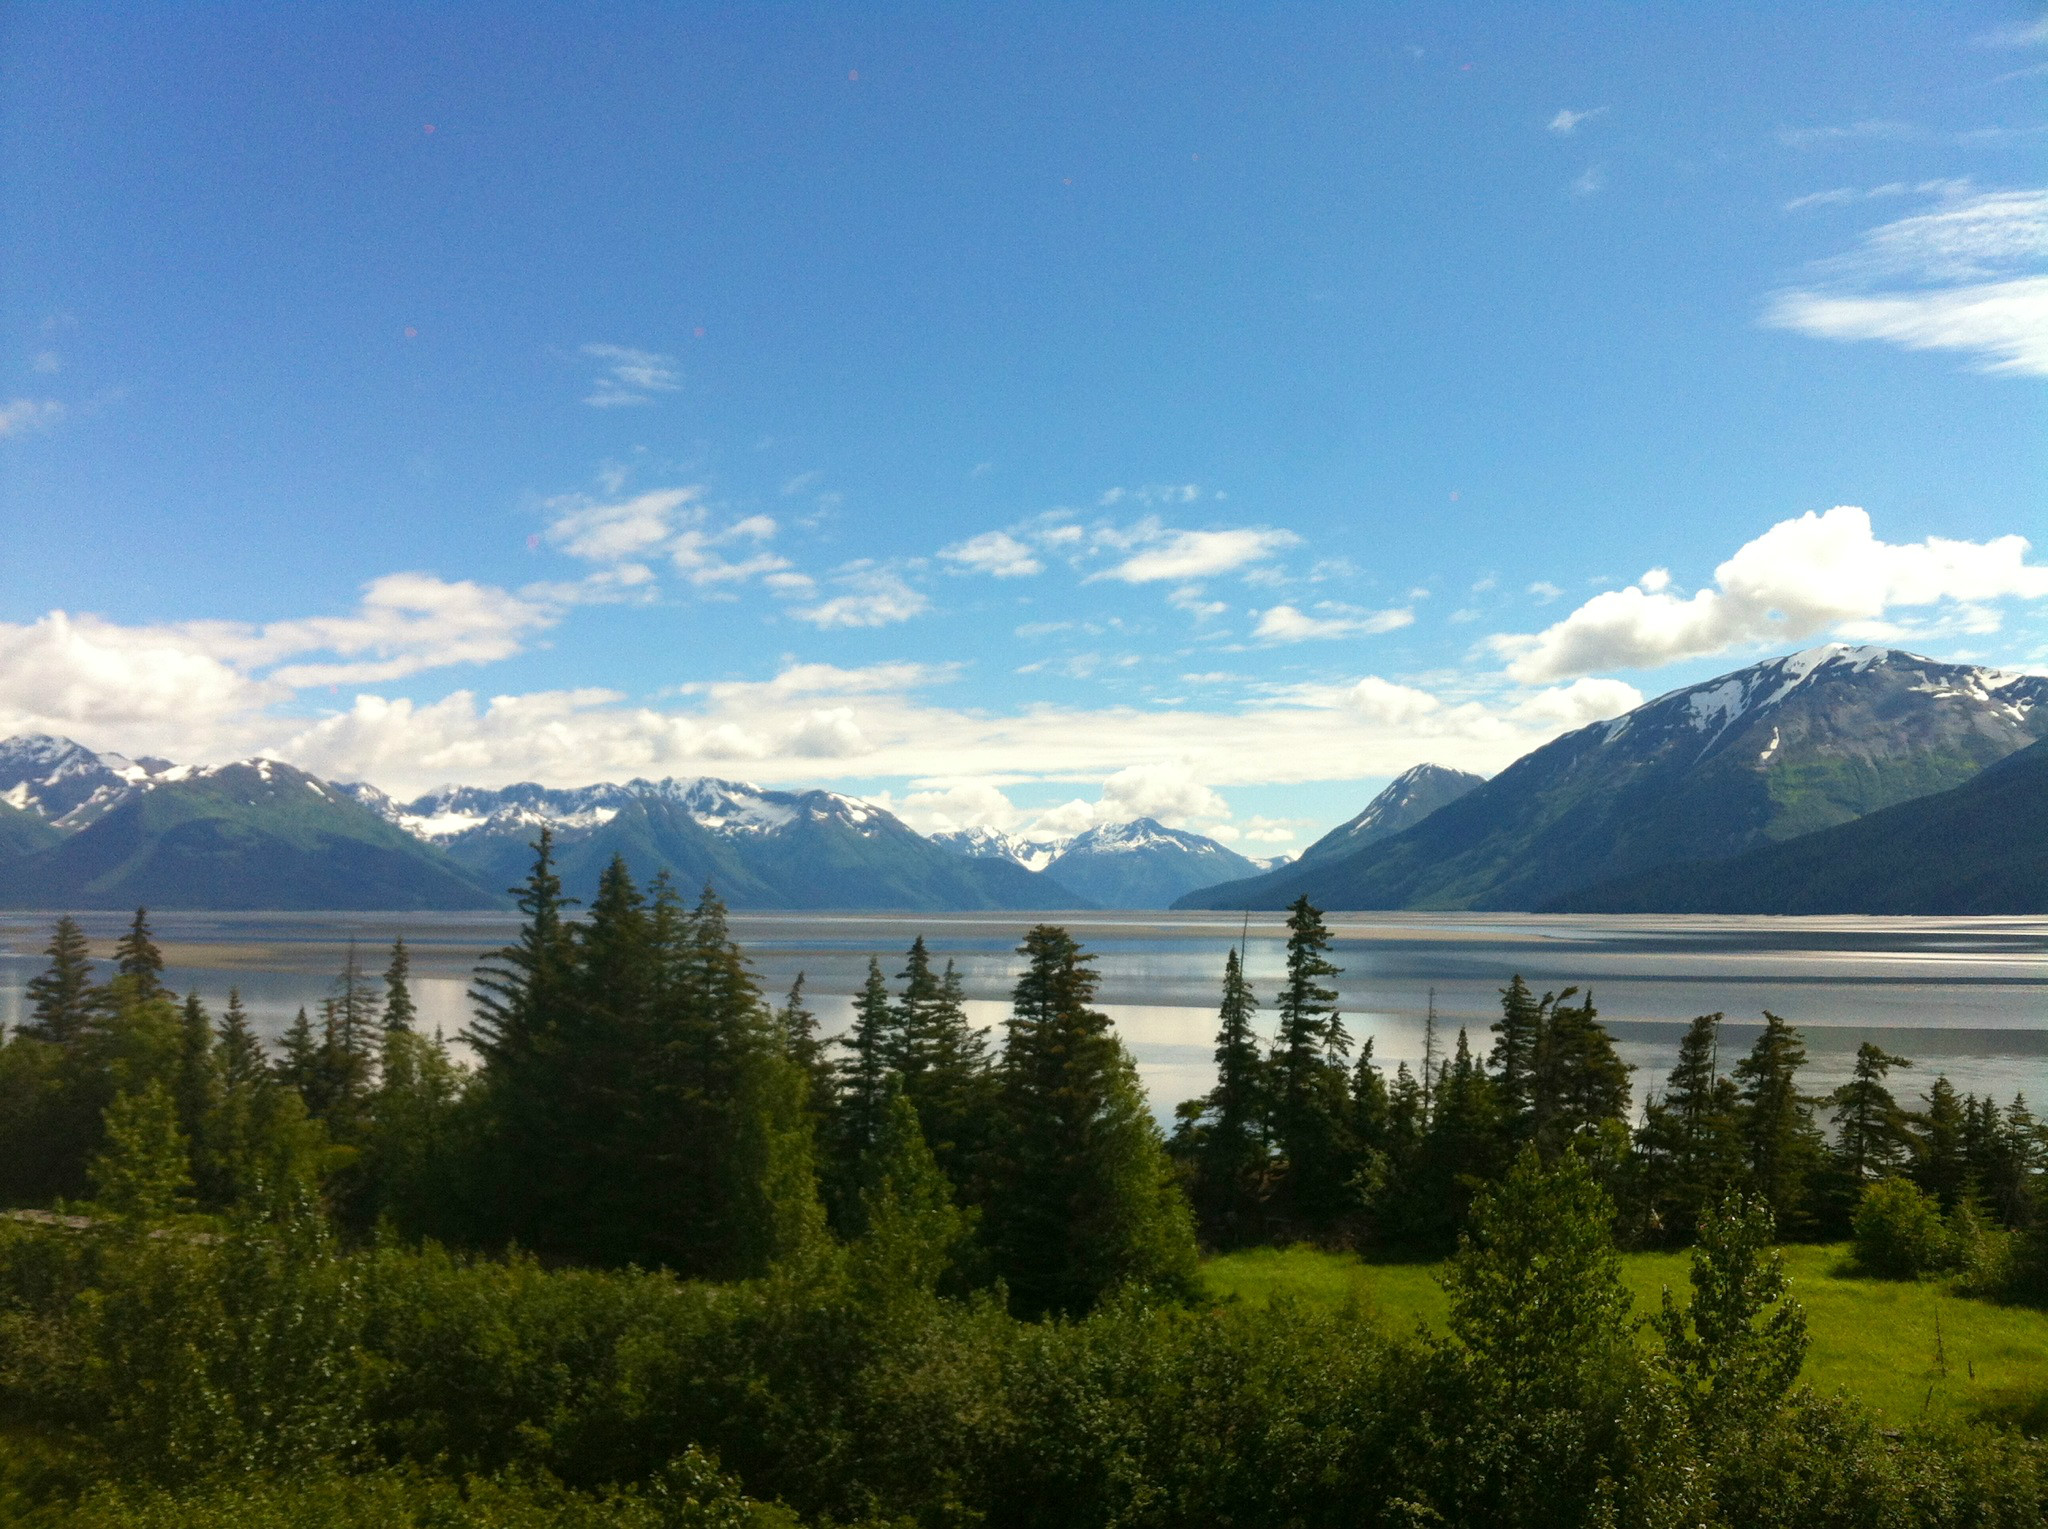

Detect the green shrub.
[{"left": 1852, "top": 1178, "right": 1953, "bottom": 1279}]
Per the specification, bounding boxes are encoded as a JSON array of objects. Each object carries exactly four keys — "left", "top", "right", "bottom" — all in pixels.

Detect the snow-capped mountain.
[
  {"left": 927, "top": 826, "right": 1070, "bottom": 872},
  {"left": 1295, "top": 763, "right": 1487, "bottom": 866},
  {"left": 0, "top": 751, "right": 502, "bottom": 911},
  {"left": 0, "top": 734, "right": 172, "bottom": 828},
  {"left": 1179, "top": 645, "right": 2048, "bottom": 913},
  {"left": 350, "top": 776, "right": 1076, "bottom": 910},
  {"left": 1040, "top": 817, "right": 1261, "bottom": 909}
]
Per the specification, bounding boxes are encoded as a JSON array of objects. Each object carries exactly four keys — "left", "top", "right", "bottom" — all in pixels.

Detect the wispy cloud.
[
  {"left": 1095, "top": 525, "right": 1299, "bottom": 584},
  {"left": 1765, "top": 187, "right": 2048, "bottom": 374},
  {"left": 790, "top": 564, "right": 930, "bottom": 629},
  {"left": 1570, "top": 166, "right": 1606, "bottom": 198},
  {"left": 941, "top": 530, "right": 1043, "bottom": 578},
  {"left": 1778, "top": 119, "right": 1918, "bottom": 150},
  {"left": 1547, "top": 106, "right": 1607, "bottom": 136},
  {"left": 580, "top": 343, "right": 680, "bottom": 407},
  {"left": 1252, "top": 604, "right": 1412, "bottom": 642},
  {"left": 0, "top": 398, "right": 65, "bottom": 437}
]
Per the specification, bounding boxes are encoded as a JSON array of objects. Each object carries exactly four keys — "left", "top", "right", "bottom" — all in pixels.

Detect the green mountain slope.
[
  {"left": 1549, "top": 736, "right": 2048, "bottom": 914},
  {"left": 0, "top": 798, "right": 63, "bottom": 862},
  {"left": 0, "top": 760, "right": 505, "bottom": 911},
  {"left": 1177, "top": 646, "right": 2048, "bottom": 912}
]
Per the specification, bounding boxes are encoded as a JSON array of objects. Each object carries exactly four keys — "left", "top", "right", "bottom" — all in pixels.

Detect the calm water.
[{"left": 2, "top": 909, "right": 2044, "bottom": 1118}]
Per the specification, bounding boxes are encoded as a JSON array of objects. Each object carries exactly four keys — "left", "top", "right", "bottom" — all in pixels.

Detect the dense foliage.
[{"left": 3, "top": 866, "right": 2047, "bottom": 1525}]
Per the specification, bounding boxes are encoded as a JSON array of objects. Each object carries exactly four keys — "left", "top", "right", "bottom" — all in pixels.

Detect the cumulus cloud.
[
  {"left": 941, "top": 530, "right": 1042, "bottom": 577},
  {"left": 1509, "top": 677, "right": 1645, "bottom": 728},
  {"left": 1491, "top": 506, "right": 2048, "bottom": 682},
  {"left": 1253, "top": 604, "right": 1413, "bottom": 642},
  {"left": 0, "top": 573, "right": 556, "bottom": 751},
  {"left": 1096, "top": 525, "right": 1299, "bottom": 583},
  {"left": 581, "top": 343, "right": 680, "bottom": 407},
  {"left": 1098, "top": 761, "right": 1232, "bottom": 825},
  {"left": 546, "top": 488, "right": 698, "bottom": 562},
  {"left": 1766, "top": 188, "right": 2048, "bottom": 375},
  {"left": 0, "top": 398, "right": 64, "bottom": 437}
]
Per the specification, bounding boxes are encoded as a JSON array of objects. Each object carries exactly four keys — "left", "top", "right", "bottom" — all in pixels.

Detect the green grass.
[{"left": 1201, "top": 1244, "right": 2048, "bottom": 1430}]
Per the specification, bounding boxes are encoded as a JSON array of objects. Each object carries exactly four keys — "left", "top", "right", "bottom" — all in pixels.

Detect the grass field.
[{"left": 1201, "top": 1245, "right": 2048, "bottom": 1431}]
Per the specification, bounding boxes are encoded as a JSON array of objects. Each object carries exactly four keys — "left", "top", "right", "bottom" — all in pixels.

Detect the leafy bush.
[{"left": 1853, "top": 1178, "right": 1954, "bottom": 1279}]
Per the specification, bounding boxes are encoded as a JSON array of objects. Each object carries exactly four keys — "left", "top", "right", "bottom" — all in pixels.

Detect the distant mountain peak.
[{"left": 1296, "top": 761, "right": 1487, "bottom": 865}]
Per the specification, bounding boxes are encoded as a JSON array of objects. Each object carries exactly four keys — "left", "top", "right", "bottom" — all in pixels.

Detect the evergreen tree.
[
  {"left": 466, "top": 830, "right": 580, "bottom": 1249},
  {"left": 1830, "top": 1043, "right": 1914, "bottom": 1185},
  {"left": 1528, "top": 988, "right": 1631, "bottom": 1161},
  {"left": 22, "top": 915, "right": 98, "bottom": 1044},
  {"left": 364, "top": 1021, "right": 466, "bottom": 1239},
  {"left": 1488, "top": 974, "right": 1544, "bottom": 1142},
  {"left": 987, "top": 925, "right": 1198, "bottom": 1316},
  {"left": 1651, "top": 1194, "right": 1807, "bottom": 1439},
  {"left": 775, "top": 973, "right": 838, "bottom": 1134},
  {"left": 112, "top": 907, "right": 166, "bottom": 1003},
  {"left": 835, "top": 956, "right": 899, "bottom": 1189},
  {"left": 381, "top": 939, "right": 417, "bottom": 1033},
  {"left": 1180, "top": 946, "right": 1269, "bottom": 1247},
  {"left": 1633, "top": 1012, "right": 1743, "bottom": 1243},
  {"left": 215, "top": 990, "right": 267, "bottom": 1091},
  {"left": 1914, "top": 1076, "right": 1968, "bottom": 1209},
  {"left": 646, "top": 884, "right": 824, "bottom": 1277},
  {"left": 1268, "top": 897, "right": 1355, "bottom": 1238},
  {"left": 892, "top": 947, "right": 991, "bottom": 1190},
  {"left": 173, "top": 992, "right": 221, "bottom": 1188},
  {"left": 1733, "top": 1012, "right": 1825, "bottom": 1236},
  {"left": 1407, "top": 1028, "right": 1502, "bottom": 1249},
  {"left": 277, "top": 1008, "right": 320, "bottom": 1100}
]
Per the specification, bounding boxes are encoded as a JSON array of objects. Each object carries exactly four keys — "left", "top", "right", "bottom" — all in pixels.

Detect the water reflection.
[{"left": 2, "top": 910, "right": 2043, "bottom": 1117}]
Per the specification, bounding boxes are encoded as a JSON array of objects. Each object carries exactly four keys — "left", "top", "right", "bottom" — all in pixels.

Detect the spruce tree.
[
  {"left": 888, "top": 943, "right": 991, "bottom": 1188},
  {"left": 112, "top": 907, "right": 166, "bottom": 1002},
  {"left": 467, "top": 830, "right": 579, "bottom": 1250},
  {"left": 987, "top": 925, "right": 1198, "bottom": 1316},
  {"left": 776, "top": 973, "right": 838, "bottom": 1131},
  {"left": 1409, "top": 1028, "right": 1502, "bottom": 1249},
  {"left": 173, "top": 992, "right": 220, "bottom": 1187},
  {"left": 382, "top": 938, "right": 417, "bottom": 1033},
  {"left": 1269, "top": 897, "right": 1355, "bottom": 1239},
  {"left": 1634, "top": 1012, "right": 1742, "bottom": 1242},
  {"left": 1182, "top": 946, "right": 1269, "bottom": 1246},
  {"left": 1733, "top": 1012, "right": 1825, "bottom": 1236},
  {"left": 1528, "top": 988, "right": 1631, "bottom": 1161},
  {"left": 836, "top": 956, "right": 899, "bottom": 1175},
  {"left": 1830, "top": 1043, "right": 1914, "bottom": 1186},
  {"left": 215, "top": 990, "right": 267, "bottom": 1090},
  {"left": 1489, "top": 974, "right": 1543, "bottom": 1142},
  {"left": 22, "top": 915, "right": 98, "bottom": 1044},
  {"left": 1914, "top": 1076, "right": 1968, "bottom": 1209}
]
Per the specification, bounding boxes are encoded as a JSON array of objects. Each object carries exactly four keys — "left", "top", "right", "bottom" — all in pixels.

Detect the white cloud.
[
  {"left": 1253, "top": 604, "right": 1413, "bottom": 642},
  {"left": 252, "top": 574, "right": 553, "bottom": 686},
  {"left": 1548, "top": 106, "right": 1607, "bottom": 135},
  {"left": 1527, "top": 581, "right": 1564, "bottom": 602},
  {"left": 1975, "top": 16, "right": 2048, "bottom": 47},
  {"left": 1098, "top": 761, "right": 1230, "bottom": 825},
  {"left": 1509, "top": 677, "right": 1645, "bottom": 728},
  {"left": 546, "top": 488, "right": 698, "bottom": 562},
  {"left": 1097, "top": 526, "right": 1299, "bottom": 583},
  {"left": 0, "top": 399, "right": 64, "bottom": 437},
  {"left": 1571, "top": 166, "right": 1606, "bottom": 198},
  {"left": 790, "top": 567, "right": 929, "bottom": 629},
  {"left": 1779, "top": 120, "right": 1918, "bottom": 149},
  {"left": 1491, "top": 506, "right": 2048, "bottom": 682},
  {"left": 941, "top": 530, "right": 1043, "bottom": 578},
  {"left": 581, "top": 344, "right": 680, "bottom": 407},
  {"left": 1766, "top": 188, "right": 2048, "bottom": 375}
]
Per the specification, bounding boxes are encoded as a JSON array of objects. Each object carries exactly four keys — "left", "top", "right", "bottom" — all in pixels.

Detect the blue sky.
[{"left": 3, "top": 3, "right": 2045, "bottom": 849}]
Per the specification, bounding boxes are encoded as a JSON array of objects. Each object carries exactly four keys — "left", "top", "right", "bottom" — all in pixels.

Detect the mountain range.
[
  {"left": 340, "top": 777, "right": 1087, "bottom": 910},
  {"left": 1178, "top": 646, "right": 2047, "bottom": 913},
  {"left": 4, "top": 644, "right": 2040, "bottom": 914}
]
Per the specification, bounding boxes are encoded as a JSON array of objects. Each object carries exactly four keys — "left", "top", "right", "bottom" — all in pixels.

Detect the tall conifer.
[{"left": 22, "top": 915, "right": 98, "bottom": 1044}]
